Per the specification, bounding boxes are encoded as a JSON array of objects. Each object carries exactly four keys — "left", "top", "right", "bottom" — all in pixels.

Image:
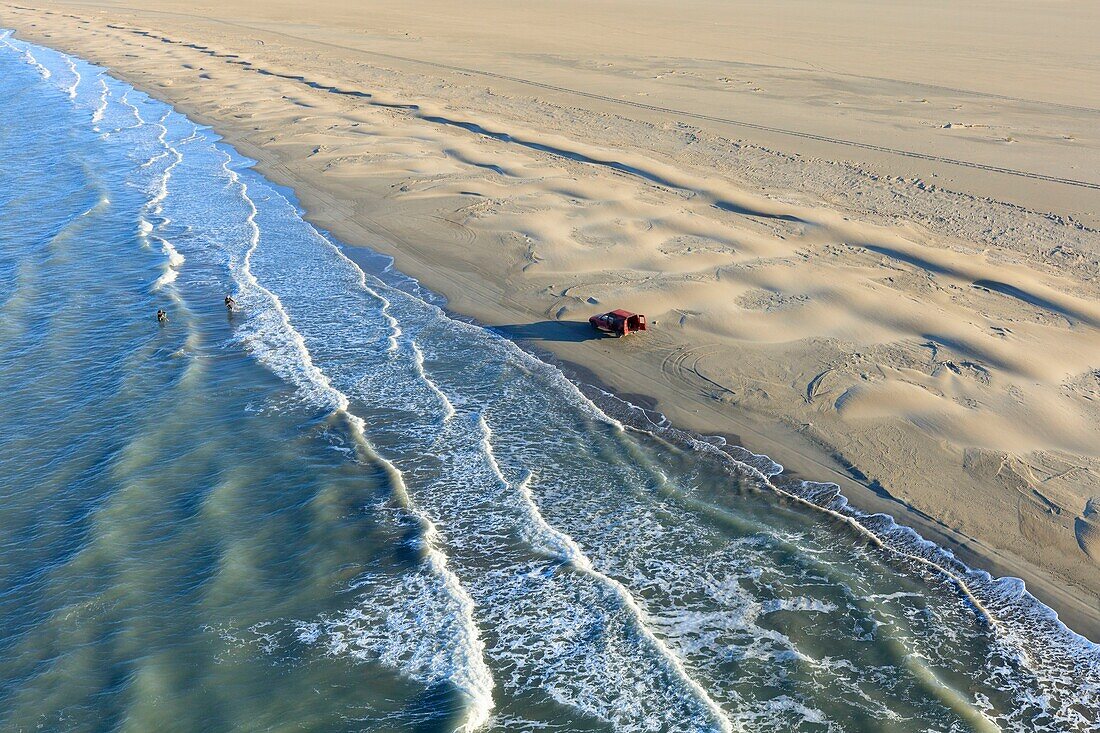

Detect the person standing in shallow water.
[{"left": 156, "top": 309, "right": 168, "bottom": 324}]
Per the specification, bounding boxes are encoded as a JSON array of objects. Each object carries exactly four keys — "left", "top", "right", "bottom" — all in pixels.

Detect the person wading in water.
[
  {"left": 224, "top": 295, "right": 237, "bottom": 311},
  {"left": 156, "top": 309, "right": 168, "bottom": 324}
]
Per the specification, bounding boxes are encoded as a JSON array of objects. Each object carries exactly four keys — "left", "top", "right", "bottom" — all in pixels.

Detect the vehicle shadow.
[{"left": 492, "top": 320, "right": 607, "bottom": 342}]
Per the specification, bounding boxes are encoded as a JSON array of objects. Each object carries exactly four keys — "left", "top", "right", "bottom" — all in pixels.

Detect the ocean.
[{"left": 0, "top": 30, "right": 1097, "bottom": 733}]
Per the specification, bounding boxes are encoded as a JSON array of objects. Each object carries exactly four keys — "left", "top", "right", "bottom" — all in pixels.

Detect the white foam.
[
  {"left": 311, "top": 230, "right": 403, "bottom": 352},
  {"left": 152, "top": 269, "right": 178, "bottom": 289},
  {"left": 478, "top": 417, "right": 589, "bottom": 571},
  {"left": 164, "top": 241, "right": 185, "bottom": 268},
  {"left": 903, "top": 653, "right": 1003, "bottom": 733},
  {"left": 380, "top": 292, "right": 402, "bottom": 352},
  {"left": 119, "top": 90, "right": 143, "bottom": 128},
  {"left": 760, "top": 597, "right": 838, "bottom": 615},
  {"left": 221, "top": 151, "right": 343, "bottom": 410},
  {"left": 141, "top": 109, "right": 186, "bottom": 289},
  {"left": 219, "top": 148, "right": 495, "bottom": 730},
  {"left": 411, "top": 339, "right": 456, "bottom": 421},
  {"left": 152, "top": 238, "right": 185, "bottom": 289},
  {"left": 91, "top": 76, "right": 108, "bottom": 127},
  {"left": 23, "top": 48, "right": 50, "bottom": 79},
  {"left": 350, "top": 414, "right": 496, "bottom": 733},
  {"left": 296, "top": 561, "right": 494, "bottom": 732},
  {"left": 64, "top": 55, "right": 79, "bottom": 98},
  {"left": 476, "top": 413, "right": 736, "bottom": 733},
  {"left": 0, "top": 33, "right": 51, "bottom": 83},
  {"left": 139, "top": 151, "right": 168, "bottom": 171},
  {"left": 150, "top": 109, "right": 181, "bottom": 209}
]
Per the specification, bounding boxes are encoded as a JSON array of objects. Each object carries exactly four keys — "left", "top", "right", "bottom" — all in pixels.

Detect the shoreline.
[
  {"left": 349, "top": 242, "right": 1100, "bottom": 643},
  {"left": 496, "top": 339, "right": 1100, "bottom": 642},
  {"left": 5, "top": 2, "right": 1099, "bottom": 640}
]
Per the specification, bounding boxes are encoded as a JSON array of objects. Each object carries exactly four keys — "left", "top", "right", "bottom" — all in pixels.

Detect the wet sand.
[{"left": 5, "top": 0, "right": 1098, "bottom": 638}]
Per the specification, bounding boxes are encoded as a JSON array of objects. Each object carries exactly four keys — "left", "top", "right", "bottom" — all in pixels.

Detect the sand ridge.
[{"left": 5, "top": 0, "right": 1098, "bottom": 636}]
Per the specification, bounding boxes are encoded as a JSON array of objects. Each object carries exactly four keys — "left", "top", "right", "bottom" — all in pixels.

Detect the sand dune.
[{"left": 5, "top": 0, "right": 1098, "bottom": 635}]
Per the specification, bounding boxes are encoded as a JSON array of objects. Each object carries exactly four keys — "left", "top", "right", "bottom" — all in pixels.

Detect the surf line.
[
  {"left": 589, "top": 387, "right": 1005, "bottom": 636},
  {"left": 291, "top": 213, "right": 464, "bottom": 423},
  {"left": 23, "top": 46, "right": 50, "bottom": 79},
  {"left": 241, "top": 166, "right": 615, "bottom": 437},
  {"left": 221, "top": 149, "right": 495, "bottom": 731},
  {"left": 476, "top": 414, "right": 737, "bottom": 733},
  {"left": 411, "top": 339, "right": 457, "bottom": 422},
  {"left": 92, "top": 75, "right": 108, "bottom": 127},
  {"left": 0, "top": 29, "right": 50, "bottom": 81},
  {"left": 305, "top": 226, "right": 407, "bottom": 357},
  {"left": 611, "top": 409, "right": 1005, "bottom": 635},
  {"left": 147, "top": 108, "right": 187, "bottom": 290},
  {"left": 306, "top": 223, "right": 623, "bottom": 435},
  {"left": 118, "top": 88, "right": 143, "bottom": 129},
  {"left": 63, "top": 53, "right": 79, "bottom": 98},
  {"left": 604, "top": 423, "right": 1009, "bottom": 727},
  {"left": 378, "top": 289, "right": 402, "bottom": 352}
]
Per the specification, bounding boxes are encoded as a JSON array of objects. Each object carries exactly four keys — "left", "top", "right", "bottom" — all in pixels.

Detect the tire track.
[
  {"left": 97, "top": 9, "right": 1100, "bottom": 191},
  {"left": 15, "top": 7, "right": 1099, "bottom": 191}
]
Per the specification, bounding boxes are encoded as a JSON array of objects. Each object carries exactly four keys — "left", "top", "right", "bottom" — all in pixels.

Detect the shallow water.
[{"left": 0, "top": 31, "right": 1097, "bottom": 733}]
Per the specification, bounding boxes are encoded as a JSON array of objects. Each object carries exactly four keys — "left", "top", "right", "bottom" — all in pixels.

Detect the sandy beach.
[{"left": 4, "top": 0, "right": 1099, "bottom": 640}]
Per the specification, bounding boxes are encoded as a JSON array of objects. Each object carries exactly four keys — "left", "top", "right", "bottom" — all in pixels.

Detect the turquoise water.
[{"left": 0, "top": 31, "right": 1097, "bottom": 733}]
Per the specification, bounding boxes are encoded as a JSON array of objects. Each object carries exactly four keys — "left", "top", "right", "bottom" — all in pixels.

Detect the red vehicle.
[{"left": 589, "top": 309, "right": 647, "bottom": 336}]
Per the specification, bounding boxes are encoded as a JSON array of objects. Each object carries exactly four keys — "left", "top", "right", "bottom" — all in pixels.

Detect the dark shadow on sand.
[{"left": 492, "top": 321, "right": 605, "bottom": 343}]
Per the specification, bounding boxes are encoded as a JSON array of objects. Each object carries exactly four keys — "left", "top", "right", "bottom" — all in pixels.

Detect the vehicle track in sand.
[{"left": 46, "top": 4, "right": 1100, "bottom": 192}]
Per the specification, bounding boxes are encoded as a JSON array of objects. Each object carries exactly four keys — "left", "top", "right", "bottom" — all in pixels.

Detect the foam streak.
[
  {"left": 92, "top": 76, "right": 108, "bottom": 127},
  {"left": 147, "top": 109, "right": 185, "bottom": 290},
  {"left": 410, "top": 339, "right": 456, "bottom": 422},
  {"left": 220, "top": 149, "right": 495, "bottom": 731},
  {"left": 64, "top": 54, "right": 79, "bottom": 98},
  {"left": 476, "top": 414, "right": 735, "bottom": 733}
]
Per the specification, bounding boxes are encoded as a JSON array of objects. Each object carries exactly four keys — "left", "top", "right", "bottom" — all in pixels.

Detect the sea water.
[{"left": 0, "top": 31, "right": 1097, "bottom": 733}]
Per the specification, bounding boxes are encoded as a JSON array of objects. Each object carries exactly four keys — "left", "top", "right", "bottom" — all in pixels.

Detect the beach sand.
[{"left": 5, "top": 0, "right": 1098, "bottom": 638}]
